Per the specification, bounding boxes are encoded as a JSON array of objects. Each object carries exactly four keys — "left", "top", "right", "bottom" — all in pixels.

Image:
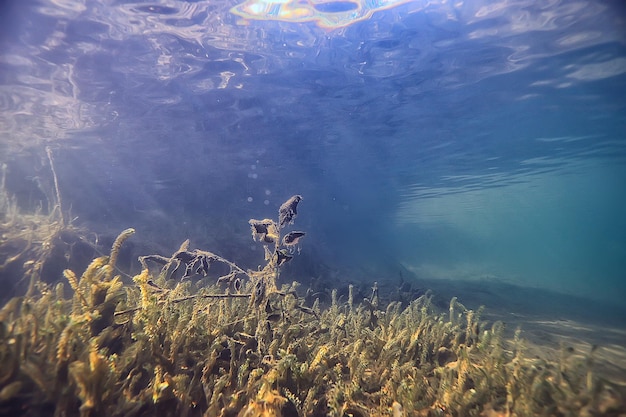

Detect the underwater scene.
[{"left": 1, "top": 0, "right": 626, "bottom": 416}]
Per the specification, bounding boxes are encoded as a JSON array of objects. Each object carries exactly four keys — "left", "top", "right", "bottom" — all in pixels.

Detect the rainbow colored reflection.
[{"left": 230, "top": 0, "right": 415, "bottom": 29}]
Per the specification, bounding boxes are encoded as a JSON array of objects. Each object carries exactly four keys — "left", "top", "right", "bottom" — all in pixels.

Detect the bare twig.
[
  {"left": 114, "top": 292, "right": 253, "bottom": 316},
  {"left": 45, "top": 146, "right": 65, "bottom": 226}
]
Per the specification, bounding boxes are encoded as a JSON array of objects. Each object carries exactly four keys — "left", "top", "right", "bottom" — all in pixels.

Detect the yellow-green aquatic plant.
[
  {"left": 0, "top": 196, "right": 624, "bottom": 417},
  {"left": 0, "top": 149, "right": 88, "bottom": 302}
]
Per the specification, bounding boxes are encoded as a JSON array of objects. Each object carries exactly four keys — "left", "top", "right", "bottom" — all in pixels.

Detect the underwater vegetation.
[
  {"left": 0, "top": 192, "right": 625, "bottom": 417},
  {"left": 0, "top": 150, "right": 92, "bottom": 304}
]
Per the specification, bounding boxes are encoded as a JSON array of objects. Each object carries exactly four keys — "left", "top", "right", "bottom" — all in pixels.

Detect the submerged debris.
[
  {"left": 278, "top": 195, "right": 302, "bottom": 228},
  {"left": 282, "top": 231, "right": 305, "bottom": 247},
  {"left": 274, "top": 249, "right": 293, "bottom": 266},
  {"left": 249, "top": 218, "right": 278, "bottom": 244}
]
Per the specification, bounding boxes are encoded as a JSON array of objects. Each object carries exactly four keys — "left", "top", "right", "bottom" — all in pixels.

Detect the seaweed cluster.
[{"left": 0, "top": 196, "right": 624, "bottom": 417}]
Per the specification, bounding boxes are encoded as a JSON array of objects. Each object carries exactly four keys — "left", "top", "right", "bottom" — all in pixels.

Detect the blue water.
[{"left": 1, "top": 0, "right": 625, "bottom": 306}]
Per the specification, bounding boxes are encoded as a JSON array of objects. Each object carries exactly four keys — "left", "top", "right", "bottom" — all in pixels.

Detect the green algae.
[{"left": 0, "top": 194, "right": 624, "bottom": 417}]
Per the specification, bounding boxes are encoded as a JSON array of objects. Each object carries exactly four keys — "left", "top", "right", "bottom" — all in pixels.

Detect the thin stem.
[
  {"left": 114, "top": 292, "right": 253, "bottom": 316},
  {"left": 46, "top": 146, "right": 65, "bottom": 226}
]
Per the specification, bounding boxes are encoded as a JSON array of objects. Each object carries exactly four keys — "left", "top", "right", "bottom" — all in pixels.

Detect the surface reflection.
[{"left": 231, "top": 0, "right": 419, "bottom": 28}]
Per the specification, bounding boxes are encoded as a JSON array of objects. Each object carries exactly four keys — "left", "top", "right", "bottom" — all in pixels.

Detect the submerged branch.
[{"left": 114, "top": 292, "right": 253, "bottom": 316}]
